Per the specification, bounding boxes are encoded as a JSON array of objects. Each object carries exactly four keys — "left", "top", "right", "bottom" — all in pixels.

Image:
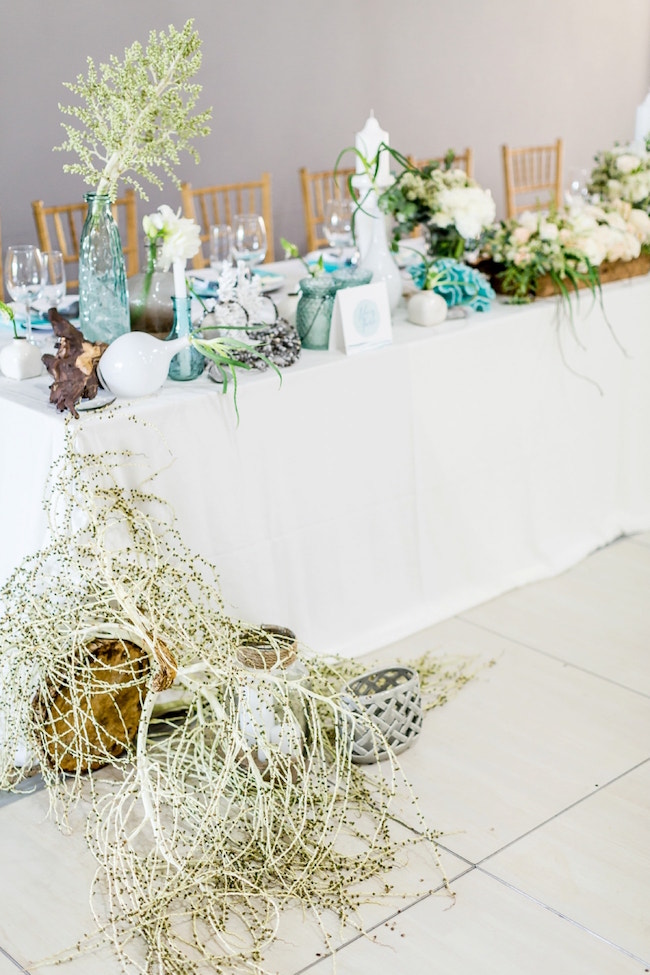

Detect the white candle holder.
[{"left": 352, "top": 172, "right": 402, "bottom": 312}]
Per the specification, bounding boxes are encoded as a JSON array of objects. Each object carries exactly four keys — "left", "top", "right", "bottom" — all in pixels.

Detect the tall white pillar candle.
[{"left": 355, "top": 112, "right": 390, "bottom": 184}]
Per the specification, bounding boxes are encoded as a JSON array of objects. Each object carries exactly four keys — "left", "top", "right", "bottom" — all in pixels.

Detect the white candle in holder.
[
  {"left": 173, "top": 258, "right": 187, "bottom": 300},
  {"left": 355, "top": 111, "right": 390, "bottom": 184}
]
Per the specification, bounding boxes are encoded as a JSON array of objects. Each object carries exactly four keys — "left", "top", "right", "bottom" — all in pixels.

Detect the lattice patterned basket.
[{"left": 340, "top": 666, "right": 423, "bottom": 764}]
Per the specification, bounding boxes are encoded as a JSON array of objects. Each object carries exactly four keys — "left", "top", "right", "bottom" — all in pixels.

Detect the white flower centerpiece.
[
  {"left": 379, "top": 156, "right": 496, "bottom": 260},
  {"left": 588, "top": 143, "right": 650, "bottom": 211},
  {"left": 482, "top": 202, "right": 650, "bottom": 302}
]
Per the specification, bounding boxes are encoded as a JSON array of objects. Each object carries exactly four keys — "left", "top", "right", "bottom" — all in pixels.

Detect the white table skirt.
[{"left": 1, "top": 276, "right": 650, "bottom": 657}]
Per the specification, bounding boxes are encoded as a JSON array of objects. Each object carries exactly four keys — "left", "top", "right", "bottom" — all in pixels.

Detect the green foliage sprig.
[
  {"left": 280, "top": 237, "right": 324, "bottom": 276},
  {"left": 0, "top": 300, "right": 18, "bottom": 339},
  {"left": 56, "top": 20, "right": 212, "bottom": 200}
]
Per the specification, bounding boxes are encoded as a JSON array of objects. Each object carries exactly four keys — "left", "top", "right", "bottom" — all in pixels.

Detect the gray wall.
[{"left": 1, "top": 0, "right": 649, "bottom": 260}]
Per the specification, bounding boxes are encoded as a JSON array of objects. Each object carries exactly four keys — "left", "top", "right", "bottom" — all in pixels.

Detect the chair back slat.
[
  {"left": 502, "top": 140, "right": 564, "bottom": 218},
  {"left": 32, "top": 190, "right": 139, "bottom": 291},
  {"left": 299, "top": 167, "right": 355, "bottom": 252},
  {"left": 407, "top": 147, "right": 474, "bottom": 178}
]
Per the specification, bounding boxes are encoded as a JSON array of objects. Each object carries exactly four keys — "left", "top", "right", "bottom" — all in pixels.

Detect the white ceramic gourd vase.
[
  {"left": 97, "top": 331, "right": 190, "bottom": 398},
  {"left": 406, "top": 291, "right": 448, "bottom": 327},
  {"left": 0, "top": 338, "right": 43, "bottom": 380}
]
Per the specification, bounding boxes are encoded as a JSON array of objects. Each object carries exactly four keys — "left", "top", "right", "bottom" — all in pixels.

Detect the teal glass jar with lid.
[
  {"left": 331, "top": 266, "right": 373, "bottom": 289},
  {"left": 295, "top": 276, "right": 339, "bottom": 350}
]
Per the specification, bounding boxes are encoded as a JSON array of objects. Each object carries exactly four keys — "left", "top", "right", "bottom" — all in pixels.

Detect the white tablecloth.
[{"left": 1, "top": 275, "right": 650, "bottom": 657}]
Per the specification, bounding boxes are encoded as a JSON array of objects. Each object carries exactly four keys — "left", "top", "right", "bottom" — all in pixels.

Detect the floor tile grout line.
[
  {"left": 473, "top": 756, "right": 650, "bottom": 867},
  {"left": 475, "top": 866, "right": 650, "bottom": 967},
  {"left": 0, "top": 947, "right": 30, "bottom": 974},
  {"left": 458, "top": 614, "right": 650, "bottom": 700},
  {"left": 292, "top": 867, "right": 476, "bottom": 975}
]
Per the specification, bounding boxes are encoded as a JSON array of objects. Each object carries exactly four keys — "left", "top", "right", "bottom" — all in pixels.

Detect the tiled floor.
[{"left": 0, "top": 534, "right": 649, "bottom": 973}]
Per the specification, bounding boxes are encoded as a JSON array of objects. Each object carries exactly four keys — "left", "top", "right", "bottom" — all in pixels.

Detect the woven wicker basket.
[
  {"left": 340, "top": 666, "right": 423, "bottom": 764},
  {"left": 236, "top": 624, "right": 298, "bottom": 670}
]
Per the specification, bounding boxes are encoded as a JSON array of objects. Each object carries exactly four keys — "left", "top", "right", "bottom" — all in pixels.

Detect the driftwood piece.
[{"left": 42, "top": 310, "right": 108, "bottom": 418}]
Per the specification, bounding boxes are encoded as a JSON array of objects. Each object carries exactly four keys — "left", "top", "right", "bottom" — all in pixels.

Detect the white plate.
[
  {"left": 253, "top": 269, "right": 284, "bottom": 293},
  {"left": 188, "top": 269, "right": 285, "bottom": 295},
  {"left": 305, "top": 247, "right": 358, "bottom": 272},
  {"left": 75, "top": 389, "right": 117, "bottom": 412}
]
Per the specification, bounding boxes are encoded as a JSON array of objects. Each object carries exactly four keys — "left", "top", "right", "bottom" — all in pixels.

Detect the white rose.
[
  {"left": 513, "top": 246, "right": 533, "bottom": 266},
  {"left": 432, "top": 210, "right": 453, "bottom": 230},
  {"left": 438, "top": 187, "right": 496, "bottom": 240},
  {"left": 607, "top": 178, "right": 624, "bottom": 199},
  {"left": 626, "top": 174, "right": 650, "bottom": 204},
  {"left": 620, "top": 231, "right": 641, "bottom": 261},
  {"left": 518, "top": 211, "right": 540, "bottom": 231},
  {"left": 569, "top": 211, "right": 598, "bottom": 235},
  {"left": 602, "top": 210, "right": 627, "bottom": 232},
  {"left": 616, "top": 153, "right": 640, "bottom": 174},
  {"left": 512, "top": 226, "right": 532, "bottom": 244},
  {"left": 627, "top": 207, "right": 650, "bottom": 242},
  {"left": 538, "top": 221, "right": 559, "bottom": 241},
  {"left": 575, "top": 226, "right": 608, "bottom": 266}
]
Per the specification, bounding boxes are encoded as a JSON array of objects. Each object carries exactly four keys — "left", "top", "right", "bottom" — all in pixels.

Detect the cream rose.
[{"left": 616, "top": 153, "right": 641, "bottom": 175}]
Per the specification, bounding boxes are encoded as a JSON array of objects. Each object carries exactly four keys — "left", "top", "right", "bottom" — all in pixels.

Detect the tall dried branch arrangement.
[
  {"left": 0, "top": 416, "right": 473, "bottom": 973},
  {"left": 56, "top": 20, "right": 212, "bottom": 200}
]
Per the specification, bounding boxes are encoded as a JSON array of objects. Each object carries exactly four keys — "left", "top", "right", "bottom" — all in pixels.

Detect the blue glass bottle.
[{"left": 167, "top": 296, "right": 205, "bottom": 381}]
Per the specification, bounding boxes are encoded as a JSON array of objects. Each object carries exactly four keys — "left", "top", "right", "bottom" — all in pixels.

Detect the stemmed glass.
[
  {"left": 565, "top": 168, "right": 590, "bottom": 209},
  {"left": 322, "top": 198, "right": 354, "bottom": 264},
  {"left": 209, "top": 224, "right": 234, "bottom": 273},
  {"left": 41, "top": 251, "right": 67, "bottom": 310},
  {"left": 5, "top": 245, "right": 44, "bottom": 343},
  {"left": 232, "top": 214, "right": 267, "bottom": 271}
]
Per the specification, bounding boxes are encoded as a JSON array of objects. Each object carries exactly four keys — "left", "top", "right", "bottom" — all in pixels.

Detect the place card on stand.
[{"left": 329, "top": 281, "right": 393, "bottom": 355}]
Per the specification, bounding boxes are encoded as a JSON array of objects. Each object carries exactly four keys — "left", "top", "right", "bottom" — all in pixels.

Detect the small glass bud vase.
[
  {"left": 129, "top": 239, "right": 175, "bottom": 338},
  {"left": 295, "top": 276, "right": 338, "bottom": 350},
  {"left": 167, "top": 296, "right": 204, "bottom": 382}
]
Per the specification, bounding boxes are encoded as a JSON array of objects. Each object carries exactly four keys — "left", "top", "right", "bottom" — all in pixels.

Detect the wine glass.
[
  {"left": 565, "top": 168, "right": 590, "bottom": 209},
  {"left": 209, "top": 224, "right": 234, "bottom": 273},
  {"left": 42, "top": 251, "right": 67, "bottom": 310},
  {"left": 232, "top": 214, "right": 267, "bottom": 271},
  {"left": 322, "top": 198, "right": 354, "bottom": 264},
  {"left": 5, "top": 245, "right": 44, "bottom": 343}
]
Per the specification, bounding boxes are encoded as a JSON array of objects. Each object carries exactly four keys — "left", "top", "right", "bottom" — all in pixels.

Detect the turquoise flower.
[{"left": 409, "top": 257, "right": 495, "bottom": 311}]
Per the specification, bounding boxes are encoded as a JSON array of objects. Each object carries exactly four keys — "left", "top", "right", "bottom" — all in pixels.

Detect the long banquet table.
[{"left": 1, "top": 273, "right": 650, "bottom": 657}]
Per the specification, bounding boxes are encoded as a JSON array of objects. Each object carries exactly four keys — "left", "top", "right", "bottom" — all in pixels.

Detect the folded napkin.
[
  {"left": 3, "top": 297, "right": 79, "bottom": 328},
  {"left": 32, "top": 296, "right": 79, "bottom": 320}
]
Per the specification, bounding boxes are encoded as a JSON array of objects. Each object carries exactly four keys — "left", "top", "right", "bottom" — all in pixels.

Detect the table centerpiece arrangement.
[
  {"left": 480, "top": 201, "right": 650, "bottom": 303},
  {"left": 588, "top": 140, "right": 650, "bottom": 212},
  {"left": 56, "top": 20, "right": 212, "bottom": 345},
  {"left": 378, "top": 155, "right": 496, "bottom": 261}
]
